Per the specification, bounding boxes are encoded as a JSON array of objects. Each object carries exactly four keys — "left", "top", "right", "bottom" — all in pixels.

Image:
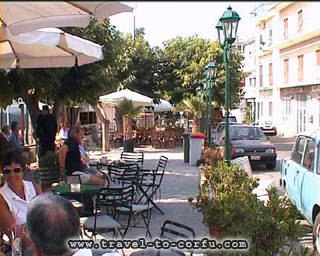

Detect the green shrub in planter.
[
  {"left": 189, "top": 160, "right": 307, "bottom": 255},
  {"left": 38, "top": 151, "right": 60, "bottom": 188}
]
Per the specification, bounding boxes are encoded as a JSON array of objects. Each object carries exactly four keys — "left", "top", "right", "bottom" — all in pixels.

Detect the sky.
[{"left": 109, "top": 1, "right": 266, "bottom": 47}]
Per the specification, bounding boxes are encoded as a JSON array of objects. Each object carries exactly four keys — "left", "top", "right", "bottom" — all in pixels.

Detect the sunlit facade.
[{"left": 253, "top": 2, "right": 320, "bottom": 136}]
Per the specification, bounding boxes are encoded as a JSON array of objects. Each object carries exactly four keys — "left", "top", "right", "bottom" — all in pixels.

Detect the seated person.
[
  {"left": 58, "top": 122, "right": 69, "bottom": 142},
  {"left": 0, "top": 150, "right": 42, "bottom": 250},
  {"left": 59, "top": 126, "right": 105, "bottom": 186},
  {"left": 8, "top": 121, "right": 32, "bottom": 164},
  {"left": 27, "top": 193, "right": 93, "bottom": 256}
]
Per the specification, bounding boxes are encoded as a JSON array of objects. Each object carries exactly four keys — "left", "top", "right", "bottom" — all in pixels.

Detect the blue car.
[{"left": 280, "top": 130, "right": 320, "bottom": 254}]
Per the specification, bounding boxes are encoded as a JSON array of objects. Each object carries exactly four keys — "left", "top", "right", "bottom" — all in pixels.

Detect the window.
[
  {"left": 79, "top": 111, "right": 97, "bottom": 125},
  {"left": 284, "top": 59, "right": 289, "bottom": 83},
  {"left": 269, "top": 63, "right": 273, "bottom": 86},
  {"left": 250, "top": 77, "right": 257, "bottom": 87},
  {"left": 318, "top": 144, "right": 320, "bottom": 174},
  {"left": 259, "top": 65, "right": 263, "bottom": 87},
  {"left": 316, "top": 50, "right": 320, "bottom": 66},
  {"left": 291, "top": 136, "right": 305, "bottom": 164},
  {"left": 298, "top": 55, "right": 303, "bottom": 82},
  {"left": 298, "top": 10, "right": 303, "bottom": 32},
  {"left": 284, "top": 18, "right": 288, "bottom": 40},
  {"left": 302, "top": 139, "right": 315, "bottom": 171},
  {"left": 268, "top": 29, "right": 272, "bottom": 46},
  {"left": 269, "top": 102, "right": 273, "bottom": 116}
]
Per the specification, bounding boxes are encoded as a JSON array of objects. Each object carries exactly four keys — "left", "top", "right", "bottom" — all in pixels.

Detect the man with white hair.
[{"left": 27, "top": 193, "right": 93, "bottom": 256}]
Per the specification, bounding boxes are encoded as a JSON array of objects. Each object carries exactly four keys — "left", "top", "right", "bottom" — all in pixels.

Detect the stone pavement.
[{"left": 89, "top": 146, "right": 208, "bottom": 255}]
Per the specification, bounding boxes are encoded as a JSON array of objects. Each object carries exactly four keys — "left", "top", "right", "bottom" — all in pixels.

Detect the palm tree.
[
  {"left": 177, "top": 95, "right": 206, "bottom": 133},
  {"left": 118, "top": 98, "right": 142, "bottom": 141}
]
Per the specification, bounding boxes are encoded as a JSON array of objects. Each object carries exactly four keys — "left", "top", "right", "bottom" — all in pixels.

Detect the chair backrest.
[
  {"left": 159, "top": 220, "right": 196, "bottom": 256},
  {"left": 120, "top": 151, "right": 144, "bottom": 168},
  {"left": 108, "top": 166, "right": 139, "bottom": 185},
  {"left": 37, "top": 167, "right": 61, "bottom": 186},
  {"left": 156, "top": 156, "right": 168, "bottom": 173},
  {"left": 66, "top": 174, "right": 82, "bottom": 184},
  {"left": 95, "top": 185, "right": 134, "bottom": 215},
  {"left": 121, "top": 168, "right": 140, "bottom": 186}
]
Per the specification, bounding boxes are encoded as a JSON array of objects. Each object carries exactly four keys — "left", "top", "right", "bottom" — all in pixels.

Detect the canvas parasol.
[
  {"left": 99, "top": 88, "right": 154, "bottom": 107},
  {"left": 0, "top": 27, "right": 103, "bottom": 69},
  {"left": 0, "top": 1, "right": 133, "bottom": 35}
]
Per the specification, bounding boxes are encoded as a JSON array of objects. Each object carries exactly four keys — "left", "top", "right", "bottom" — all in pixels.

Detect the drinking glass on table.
[{"left": 10, "top": 224, "right": 26, "bottom": 256}]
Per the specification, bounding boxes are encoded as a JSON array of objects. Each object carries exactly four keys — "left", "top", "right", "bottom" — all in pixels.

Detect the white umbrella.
[
  {"left": 0, "top": 1, "right": 134, "bottom": 36},
  {"left": 0, "top": 27, "right": 103, "bottom": 69},
  {"left": 99, "top": 88, "right": 154, "bottom": 107},
  {"left": 153, "top": 99, "right": 174, "bottom": 112}
]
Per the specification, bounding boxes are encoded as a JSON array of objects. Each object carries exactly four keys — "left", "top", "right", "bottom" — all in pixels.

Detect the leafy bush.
[
  {"left": 189, "top": 160, "right": 306, "bottom": 255},
  {"left": 38, "top": 151, "right": 59, "bottom": 169}
]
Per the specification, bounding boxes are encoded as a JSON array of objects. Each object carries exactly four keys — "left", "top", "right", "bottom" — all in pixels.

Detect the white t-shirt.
[
  {"left": 0, "top": 180, "right": 37, "bottom": 225},
  {"left": 59, "top": 128, "right": 69, "bottom": 139}
]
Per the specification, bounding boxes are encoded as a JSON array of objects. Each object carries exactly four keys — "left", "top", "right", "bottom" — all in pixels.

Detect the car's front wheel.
[
  {"left": 313, "top": 213, "right": 320, "bottom": 255},
  {"left": 266, "top": 162, "right": 276, "bottom": 170}
]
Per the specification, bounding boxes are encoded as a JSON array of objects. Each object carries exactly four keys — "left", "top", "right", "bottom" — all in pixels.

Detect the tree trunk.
[
  {"left": 52, "top": 100, "right": 64, "bottom": 126},
  {"left": 192, "top": 117, "right": 199, "bottom": 133},
  {"left": 115, "top": 108, "right": 122, "bottom": 132},
  {"left": 122, "top": 116, "right": 127, "bottom": 139},
  {"left": 94, "top": 104, "right": 110, "bottom": 151},
  {"left": 127, "top": 116, "right": 133, "bottom": 140},
  {"left": 21, "top": 91, "right": 40, "bottom": 135}
]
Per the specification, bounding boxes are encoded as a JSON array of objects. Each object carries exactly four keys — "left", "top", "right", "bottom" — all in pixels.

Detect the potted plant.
[
  {"left": 177, "top": 95, "right": 205, "bottom": 133},
  {"left": 118, "top": 98, "right": 142, "bottom": 152},
  {"left": 189, "top": 158, "right": 307, "bottom": 255},
  {"left": 38, "top": 151, "right": 60, "bottom": 190}
]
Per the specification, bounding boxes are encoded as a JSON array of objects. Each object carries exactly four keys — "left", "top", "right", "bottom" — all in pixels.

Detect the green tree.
[{"left": 157, "top": 36, "right": 245, "bottom": 108}]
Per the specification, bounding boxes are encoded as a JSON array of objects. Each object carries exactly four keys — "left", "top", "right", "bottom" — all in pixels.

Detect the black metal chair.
[
  {"left": 80, "top": 186, "right": 128, "bottom": 239},
  {"left": 157, "top": 220, "right": 196, "bottom": 256},
  {"left": 137, "top": 156, "right": 168, "bottom": 215},
  {"left": 115, "top": 182, "right": 153, "bottom": 238},
  {"left": 120, "top": 151, "right": 144, "bottom": 169}
]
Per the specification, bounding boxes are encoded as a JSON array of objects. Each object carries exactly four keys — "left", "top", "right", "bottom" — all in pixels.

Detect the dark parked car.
[
  {"left": 217, "top": 125, "right": 277, "bottom": 169},
  {"left": 222, "top": 115, "right": 237, "bottom": 123},
  {"left": 212, "top": 122, "right": 242, "bottom": 145}
]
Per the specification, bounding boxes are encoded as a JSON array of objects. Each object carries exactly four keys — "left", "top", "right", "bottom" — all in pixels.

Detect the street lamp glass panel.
[
  {"left": 202, "top": 79, "right": 207, "bottom": 89},
  {"left": 215, "top": 21, "right": 224, "bottom": 47},
  {"left": 220, "top": 6, "right": 241, "bottom": 45},
  {"left": 205, "top": 62, "right": 217, "bottom": 79}
]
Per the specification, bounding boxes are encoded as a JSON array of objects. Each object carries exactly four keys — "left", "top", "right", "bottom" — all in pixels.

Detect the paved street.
[
  {"left": 252, "top": 135, "right": 296, "bottom": 190},
  {"left": 88, "top": 135, "right": 315, "bottom": 255}
]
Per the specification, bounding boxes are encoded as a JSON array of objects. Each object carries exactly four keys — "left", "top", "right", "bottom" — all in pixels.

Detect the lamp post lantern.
[
  {"left": 204, "top": 61, "right": 217, "bottom": 146},
  {"left": 216, "top": 6, "right": 240, "bottom": 165}
]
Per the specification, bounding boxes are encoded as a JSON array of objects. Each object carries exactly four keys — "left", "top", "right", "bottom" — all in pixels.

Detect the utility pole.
[{"left": 133, "top": 3, "right": 137, "bottom": 41}]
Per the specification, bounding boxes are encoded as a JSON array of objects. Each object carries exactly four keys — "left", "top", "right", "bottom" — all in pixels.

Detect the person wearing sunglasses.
[{"left": 0, "top": 150, "right": 42, "bottom": 253}]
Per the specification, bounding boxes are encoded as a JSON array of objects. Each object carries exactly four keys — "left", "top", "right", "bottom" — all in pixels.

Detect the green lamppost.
[
  {"left": 204, "top": 62, "right": 217, "bottom": 146},
  {"left": 216, "top": 6, "right": 241, "bottom": 165}
]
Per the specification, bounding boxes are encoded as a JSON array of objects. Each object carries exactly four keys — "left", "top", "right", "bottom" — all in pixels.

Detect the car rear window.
[{"left": 230, "top": 126, "right": 266, "bottom": 141}]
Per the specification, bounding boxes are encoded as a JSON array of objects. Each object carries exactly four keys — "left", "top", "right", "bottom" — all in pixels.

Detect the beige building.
[{"left": 251, "top": 2, "right": 320, "bottom": 136}]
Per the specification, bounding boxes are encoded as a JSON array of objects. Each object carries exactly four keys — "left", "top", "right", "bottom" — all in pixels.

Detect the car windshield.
[{"left": 230, "top": 126, "right": 267, "bottom": 141}]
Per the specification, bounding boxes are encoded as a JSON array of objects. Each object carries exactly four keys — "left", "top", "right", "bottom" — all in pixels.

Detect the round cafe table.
[{"left": 52, "top": 184, "right": 102, "bottom": 215}]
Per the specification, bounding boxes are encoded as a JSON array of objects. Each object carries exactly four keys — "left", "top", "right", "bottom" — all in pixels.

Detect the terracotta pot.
[{"left": 208, "top": 222, "right": 227, "bottom": 239}]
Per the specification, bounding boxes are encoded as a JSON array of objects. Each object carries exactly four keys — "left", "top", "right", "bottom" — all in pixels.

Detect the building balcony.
[
  {"left": 259, "top": 86, "right": 273, "bottom": 91},
  {"left": 277, "top": 29, "right": 320, "bottom": 50},
  {"left": 278, "top": 81, "right": 320, "bottom": 89}
]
